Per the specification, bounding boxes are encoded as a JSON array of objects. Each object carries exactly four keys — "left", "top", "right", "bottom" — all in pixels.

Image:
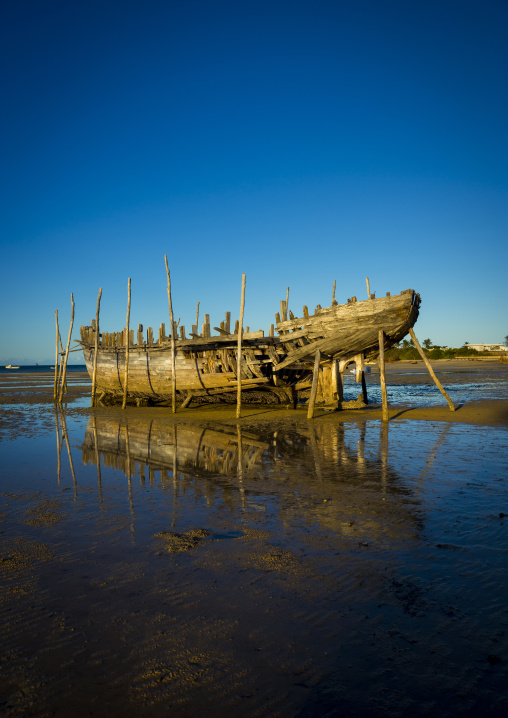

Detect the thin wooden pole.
[
  {"left": 378, "top": 329, "right": 388, "bottom": 421},
  {"left": 91, "top": 287, "right": 102, "bottom": 407},
  {"left": 366, "top": 277, "right": 371, "bottom": 299},
  {"left": 332, "top": 280, "right": 336, "bottom": 304},
  {"left": 409, "top": 328, "right": 455, "bottom": 411},
  {"left": 285, "top": 286, "right": 289, "bottom": 318},
  {"left": 236, "top": 273, "right": 246, "bottom": 419},
  {"left": 195, "top": 301, "right": 200, "bottom": 334},
  {"left": 122, "top": 279, "right": 131, "bottom": 410},
  {"left": 54, "top": 311, "right": 59, "bottom": 400},
  {"left": 307, "top": 350, "right": 321, "bottom": 419},
  {"left": 164, "top": 256, "right": 177, "bottom": 413},
  {"left": 58, "top": 294, "right": 74, "bottom": 404},
  {"left": 57, "top": 330, "right": 66, "bottom": 395}
]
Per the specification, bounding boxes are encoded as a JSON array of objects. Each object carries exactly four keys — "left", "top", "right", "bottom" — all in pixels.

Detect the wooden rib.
[{"left": 366, "top": 277, "right": 371, "bottom": 299}]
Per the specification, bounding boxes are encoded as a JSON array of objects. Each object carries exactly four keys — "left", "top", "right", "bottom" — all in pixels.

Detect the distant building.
[{"left": 466, "top": 343, "right": 508, "bottom": 352}]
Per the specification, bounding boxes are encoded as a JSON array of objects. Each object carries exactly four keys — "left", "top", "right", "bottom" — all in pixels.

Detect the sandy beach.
[{"left": 1, "top": 361, "right": 507, "bottom": 716}]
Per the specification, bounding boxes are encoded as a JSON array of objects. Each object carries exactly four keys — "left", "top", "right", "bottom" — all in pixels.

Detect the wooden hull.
[{"left": 80, "top": 289, "right": 420, "bottom": 404}]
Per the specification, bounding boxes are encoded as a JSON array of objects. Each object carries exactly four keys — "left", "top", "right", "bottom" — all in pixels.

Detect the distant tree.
[
  {"left": 464, "top": 341, "right": 469, "bottom": 346},
  {"left": 402, "top": 338, "right": 411, "bottom": 349},
  {"left": 505, "top": 335, "right": 508, "bottom": 347},
  {"left": 423, "top": 338, "right": 432, "bottom": 349}
]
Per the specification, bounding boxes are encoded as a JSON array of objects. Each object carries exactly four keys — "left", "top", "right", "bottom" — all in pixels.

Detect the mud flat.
[{"left": 0, "top": 368, "right": 507, "bottom": 716}]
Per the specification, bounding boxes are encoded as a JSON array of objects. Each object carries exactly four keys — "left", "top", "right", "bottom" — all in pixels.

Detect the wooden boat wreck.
[{"left": 79, "top": 287, "right": 421, "bottom": 407}]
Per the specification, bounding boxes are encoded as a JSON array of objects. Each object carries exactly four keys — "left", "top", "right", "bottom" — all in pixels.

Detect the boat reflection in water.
[{"left": 79, "top": 414, "right": 426, "bottom": 547}]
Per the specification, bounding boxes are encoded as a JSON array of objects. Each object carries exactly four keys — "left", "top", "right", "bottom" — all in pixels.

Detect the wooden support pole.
[
  {"left": 236, "top": 273, "right": 246, "bottom": 420},
  {"left": 366, "top": 277, "right": 371, "bottom": 299},
  {"left": 54, "top": 311, "right": 59, "bottom": 400},
  {"left": 285, "top": 286, "right": 289, "bottom": 318},
  {"left": 122, "top": 279, "right": 131, "bottom": 410},
  {"left": 378, "top": 329, "right": 388, "bottom": 421},
  {"left": 307, "top": 350, "right": 321, "bottom": 419},
  {"left": 57, "top": 328, "right": 66, "bottom": 395},
  {"left": 181, "top": 391, "right": 193, "bottom": 409},
  {"left": 195, "top": 301, "right": 200, "bottom": 332},
  {"left": 332, "top": 280, "right": 336, "bottom": 304},
  {"left": 58, "top": 294, "right": 74, "bottom": 404},
  {"left": 91, "top": 287, "right": 102, "bottom": 407},
  {"left": 409, "top": 328, "right": 455, "bottom": 411},
  {"left": 164, "top": 255, "right": 177, "bottom": 413},
  {"left": 361, "top": 371, "right": 368, "bottom": 405}
]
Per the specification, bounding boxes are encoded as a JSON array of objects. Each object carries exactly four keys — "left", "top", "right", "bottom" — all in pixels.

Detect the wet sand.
[{"left": 1, "top": 365, "right": 508, "bottom": 716}]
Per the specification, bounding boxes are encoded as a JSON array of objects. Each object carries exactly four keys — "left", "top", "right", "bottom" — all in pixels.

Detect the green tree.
[
  {"left": 423, "top": 338, "right": 432, "bottom": 349},
  {"left": 505, "top": 335, "right": 508, "bottom": 347}
]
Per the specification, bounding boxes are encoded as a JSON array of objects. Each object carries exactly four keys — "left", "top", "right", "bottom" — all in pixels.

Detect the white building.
[{"left": 466, "top": 343, "right": 508, "bottom": 352}]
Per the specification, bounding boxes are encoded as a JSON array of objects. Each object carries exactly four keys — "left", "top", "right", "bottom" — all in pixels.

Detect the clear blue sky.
[{"left": 1, "top": 0, "right": 507, "bottom": 363}]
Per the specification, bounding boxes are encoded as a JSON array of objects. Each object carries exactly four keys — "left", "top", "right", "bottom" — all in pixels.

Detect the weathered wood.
[
  {"left": 361, "top": 371, "right": 368, "bottom": 404},
  {"left": 236, "top": 273, "right": 246, "bottom": 419},
  {"left": 54, "top": 311, "right": 59, "bottom": 400},
  {"left": 225, "top": 311, "right": 231, "bottom": 333},
  {"left": 91, "top": 288, "right": 102, "bottom": 407},
  {"left": 214, "top": 326, "right": 230, "bottom": 336},
  {"left": 307, "top": 350, "right": 321, "bottom": 419},
  {"left": 280, "top": 300, "right": 287, "bottom": 323},
  {"left": 57, "top": 326, "right": 66, "bottom": 395},
  {"left": 122, "top": 279, "right": 131, "bottom": 409},
  {"left": 164, "top": 255, "right": 177, "bottom": 414},
  {"left": 181, "top": 391, "right": 193, "bottom": 409},
  {"left": 269, "top": 323, "right": 274, "bottom": 337},
  {"left": 366, "top": 277, "right": 371, "bottom": 299},
  {"left": 409, "top": 328, "right": 455, "bottom": 411},
  {"left": 58, "top": 293, "right": 74, "bottom": 404},
  {"left": 195, "top": 301, "right": 200, "bottom": 332},
  {"left": 137, "top": 324, "right": 143, "bottom": 346},
  {"left": 332, "top": 280, "right": 336, "bottom": 304},
  {"left": 79, "top": 287, "right": 421, "bottom": 407},
  {"left": 378, "top": 329, "right": 388, "bottom": 421}
]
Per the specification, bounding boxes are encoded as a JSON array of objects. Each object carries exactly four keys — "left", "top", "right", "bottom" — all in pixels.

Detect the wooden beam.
[
  {"left": 307, "top": 350, "right": 321, "bottom": 419},
  {"left": 91, "top": 288, "right": 102, "bottom": 407},
  {"left": 181, "top": 391, "right": 193, "bottom": 409},
  {"left": 366, "top": 277, "right": 371, "bottom": 299},
  {"left": 378, "top": 329, "right": 388, "bottom": 421},
  {"left": 164, "top": 255, "right": 177, "bottom": 413},
  {"left": 236, "top": 273, "right": 246, "bottom": 419},
  {"left": 122, "top": 279, "right": 131, "bottom": 409},
  {"left": 409, "top": 328, "right": 455, "bottom": 411}
]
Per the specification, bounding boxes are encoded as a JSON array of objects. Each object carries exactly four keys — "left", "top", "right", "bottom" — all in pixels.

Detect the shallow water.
[{"left": 1, "top": 372, "right": 508, "bottom": 717}]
